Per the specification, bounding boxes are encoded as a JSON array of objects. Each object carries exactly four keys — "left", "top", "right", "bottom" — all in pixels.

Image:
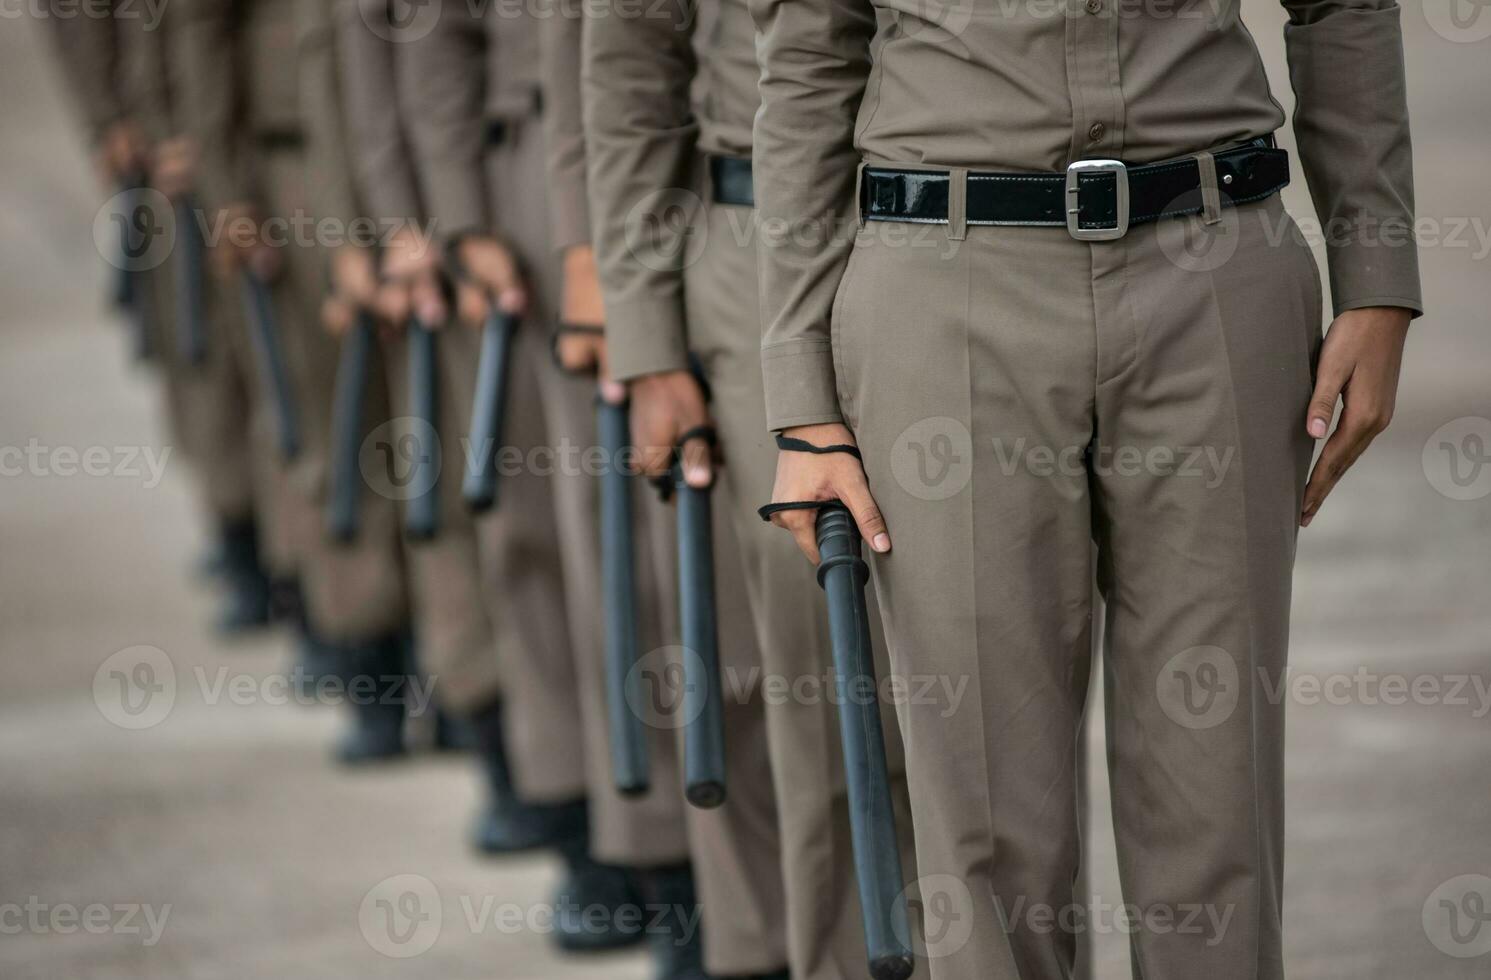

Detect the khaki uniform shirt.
[
  {"left": 335, "top": 0, "right": 423, "bottom": 223},
  {"left": 397, "top": 0, "right": 544, "bottom": 242},
  {"left": 582, "top": 0, "right": 759, "bottom": 381},
  {"left": 45, "top": 1, "right": 181, "bottom": 147},
  {"left": 539, "top": 0, "right": 589, "bottom": 255},
  {"left": 749, "top": 0, "right": 1422, "bottom": 430}
]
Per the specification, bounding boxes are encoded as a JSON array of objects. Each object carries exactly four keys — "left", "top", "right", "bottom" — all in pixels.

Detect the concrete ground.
[{"left": 1, "top": 4, "right": 1487, "bottom": 980}]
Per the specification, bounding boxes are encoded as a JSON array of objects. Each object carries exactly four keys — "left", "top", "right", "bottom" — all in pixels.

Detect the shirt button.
[
  {"left": 1085, "top": 0, "right": 1103, "bottom": 13},
  {"left": 1088, "top": 122, "right": 1106, "bottom": 143}
]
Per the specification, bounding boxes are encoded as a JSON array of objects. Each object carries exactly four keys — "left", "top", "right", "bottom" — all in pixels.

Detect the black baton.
[
  {"left": 114, "top": 179, "right": 155, "bottom": 363},
  {"left": 241, "top": 271, "right": 301, "bottom": 460},
  {"left": 173, "top": 197, "right": 208, "bottom": 366},
  {"left": 405, "top": 318, "right": 440, "bottom": 541},
  {"left": 462, "top": 309, "right": 516, "bottom": 512},
  {"left": 325, "top": 310, "right": 374, "bottom": 542},
  {"left": 599, "top": 397, "right": 650, "bottom": 795},
  {"left": 675, "top": 455, "right": 726, "bottom": 809},
  {"left": 815, "top": 504, "right": 914, "bottom": 980}
]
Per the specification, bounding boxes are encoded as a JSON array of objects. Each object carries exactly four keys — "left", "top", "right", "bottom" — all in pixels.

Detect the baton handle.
[
  {"left": 599, "top": 399, "right": 650, "bottom": 795},
  {"left": 677, "top": 467, "right": 726, "bottom": 809},
  {"left": 405, "top": 319, "right": 440, "bottom": 541},
  {"left": 241, "top": 271, "right": 301, "bottom": 460},
  {"left": 462, "top": 310, "right": 515, "bottom": 511},
  {"left": 325, "top": 312, "right": 374, "bottom": 542},
  {"left": 173, "top": 198, "right": 208, "bottom": 367},
  {"left": 815, "top": 504, "right": 914, "bottom": 980},
  {"left": 113, "top": 180, "right": 155, "bottom": 363}
]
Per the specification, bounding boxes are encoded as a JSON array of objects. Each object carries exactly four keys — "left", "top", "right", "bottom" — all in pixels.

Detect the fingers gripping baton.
[
  {"left": 241, "top": 272, "right": 301, "bottom": 460},
  {"left": 599, "top": 398, "right": 650, "bottom": 795},
  {"left": 325, "top": 311, "right": 374, "bottom": 542},
  {"left": 405, "top": 319, "right": 441, "bottom": 541},
  {"left": 462, "top": 310, "right": 516, "bottom": 512},
  {"left": 675, "top": 458, "right": 726, "bottom": 809},
  {"left": 114, "top": 179, "right": 155, "bottom": 363},
  {"left": 815, "top": 504, "right": 915, "bottom": 980},
  {"left": 173, "top": 197, "right": 208, "bottom": 367}
]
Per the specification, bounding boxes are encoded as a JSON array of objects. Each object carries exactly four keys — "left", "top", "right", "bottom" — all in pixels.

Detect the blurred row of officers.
[{"left": 47, "top": 2, "right": 908, "bottom": 980}]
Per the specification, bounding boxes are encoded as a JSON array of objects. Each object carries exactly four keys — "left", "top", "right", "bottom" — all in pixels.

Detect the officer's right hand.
[
  {"left": 96, "top": 119, "right": 147, "bottom": 185},
  {"left": 379, "top": 227, "right": 447, "bottom": 328},
  {"left": 151, "top": 136, "right": 198, "bottom": 200},
  {"left": 213, "top": 202, "right": 281, "bottom": 283},
  {"left": 452, "top": 234, "right": 528, "bottom": 326},
  {"left": 322, "top": 245, "right": 379, "bottom": 336},
  {"left": 629, "top": 370, "right": 713, "bottom": 487},
  {"left": 769, "top": 422, "right": 890, "bottom": 565}
]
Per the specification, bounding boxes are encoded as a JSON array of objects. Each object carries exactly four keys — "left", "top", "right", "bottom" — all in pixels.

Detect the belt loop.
[
  {"left": 854, "top": 162, "right": 868, "bottom": 229},
  {"left": 1193, "top": 151, "right": 1222, "bottom": 226},
  {"left": 948, "top": 168, "right": 969, "bottom": 241}
]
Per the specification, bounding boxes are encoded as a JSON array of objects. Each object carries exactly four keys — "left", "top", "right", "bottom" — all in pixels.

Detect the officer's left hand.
[
  {"left": 1301, "top": 306, "right": 1411, "bottom": 527},
  {"left": 151, "top": 136, "right": 198, "bottom": 200}
]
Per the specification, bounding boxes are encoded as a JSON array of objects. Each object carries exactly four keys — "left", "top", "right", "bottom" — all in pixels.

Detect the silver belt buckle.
[{"left": 1066, "top": 159, "right": 1129, "bottom": 241}]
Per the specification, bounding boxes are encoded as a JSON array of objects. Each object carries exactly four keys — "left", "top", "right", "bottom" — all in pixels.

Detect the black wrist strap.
[
  {"left": 775, "top": 433, "right": 862, "bottom": 462},
  {"left": 757, "top": 500, "right": 831, "bottom": 522},
  {"left": 550, "top": 322, "right": 605, "bottom": 375},
  {"left": 652, "top": 426, "right": 718, "bottom": 501}
]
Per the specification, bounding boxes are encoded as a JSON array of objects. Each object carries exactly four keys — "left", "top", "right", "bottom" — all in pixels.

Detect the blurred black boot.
[
  {"left": 635, "top": 864, "right": 707, "bottom": 979},
  {"left": 214, "top": 518, "right": 271, "bottom": 634},
  {"left": 469, "top": 699, "right": 574, "bottom": 854},
  {"left": 550, "top": 822, "right": 647, "bottom": 954},
  {"left": 334, "top": 631, "right": 411, "bottom": 765},
  {"left": 433, "top": 708, "right": 477, "bottom": 753}
]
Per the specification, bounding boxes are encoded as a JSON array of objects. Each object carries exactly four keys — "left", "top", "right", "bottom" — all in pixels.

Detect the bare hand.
[
  {"left": 629, "top": 370, "right": 713, "bottom": 486},
  {"left": 151, "top": 136, "right": 198, "bottom": 200},
  {"left": 379, "top": 227, "right": 447, "bottom": 328},
  {"left": 768, "top": 422, "right": 890, "bottom": 564},
  {"left": 1301, "top": 306, "right": 1411, "bottom": 527},
  {"left": 454, "top": 234, "right": 528, "bottom": 325}
]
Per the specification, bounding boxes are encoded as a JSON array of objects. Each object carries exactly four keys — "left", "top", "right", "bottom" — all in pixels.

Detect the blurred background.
[{"left": 1, "top": 3, "right": 1487, "bottom": 979}]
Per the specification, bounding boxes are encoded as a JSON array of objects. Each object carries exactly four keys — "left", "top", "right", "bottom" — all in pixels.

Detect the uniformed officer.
[
  {"left": 540, "top": 4, "right": 792, "bottom": 977},
  {"left": 750, "top": 0, "right": 1420, "bottom": 977},
  {"left": 44, "top": 1, "right": 273, "bottom": 632},
  {"left": 172, "top": 0, "right": 418, "bottom": 761},
  {"left": 581, "top": 1, "right": 920, "bottom": 979}
]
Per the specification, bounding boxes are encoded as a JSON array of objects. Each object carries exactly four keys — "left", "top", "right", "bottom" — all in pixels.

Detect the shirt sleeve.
[
  {"left": 1281, "top": 0, "right": 1422, "bottom": 317},
  {"left": 748, "top": 0, "right": 877, "bottom": 429},
  {"left": 336, "top": 0, "right": 423, "bottom": 222},
  {"left": 300, "top": 0, "right": 361, "bottom": 229},
  {"left": 172, "top": 0, "right": 259, "bottom": 211},
  {"left": 44, "top": 0, "right": 128, "bottom": 145},
  {"left": 399, "top": 0, "right": 490, "bottom": 243},
  {"left": 580, "top": 0, "right": 698, "bottom": 382},
  {"left": 539, "top": 0, "right": 589, "bottom": 254}
]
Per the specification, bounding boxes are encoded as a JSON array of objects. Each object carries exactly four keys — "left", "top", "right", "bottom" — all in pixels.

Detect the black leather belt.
[
  {"left": 861, "top": 137, "right": 1287, "bottom": 241},
  {"left": 710, "top": 155, "right": 754, "bottom": 208}
]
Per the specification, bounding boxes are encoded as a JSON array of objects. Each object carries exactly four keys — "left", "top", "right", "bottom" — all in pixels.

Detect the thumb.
[{"left": 839, "top": 474, "right": 890, "bottom": 554}]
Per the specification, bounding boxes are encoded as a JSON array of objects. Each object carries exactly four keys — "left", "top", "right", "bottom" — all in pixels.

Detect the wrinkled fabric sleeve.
[
  {"left": 399, "top": 0, "right": 490, "bottom": 243},
  {"left": 580, "top": 0, "right": 697, "bottom": 381},
  {"left": 44, "top": 1, "right": 128, "bottom": 144},
  {"left": 748, "top": 0, "right": 876, "bottom": 429},
  {"left": 1281, "top": 0, "right": 1421, "bottom": 317},
  {"left": 300, "top": 0, "right": 362, "bottom": 229},
  {"left": 336, "top": 0, "right": 422, "bottom": 223},
  {"left": 539, "top": 0, "right": 590, "bottom": 254},
  {"left": 173, "top": 0, "right": 258, "bottom": 210}
]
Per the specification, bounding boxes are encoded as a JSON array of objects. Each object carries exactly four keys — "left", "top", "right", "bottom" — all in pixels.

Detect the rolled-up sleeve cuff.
[
  {"left": 762, "top": 341, "right": 842, "bottom": 431},
  {"left": 605, "top": 297, "right": 691, "bottom": 382},
  {"left": 1326, "top": 240, "right": 1424, "bottom": 319}
]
